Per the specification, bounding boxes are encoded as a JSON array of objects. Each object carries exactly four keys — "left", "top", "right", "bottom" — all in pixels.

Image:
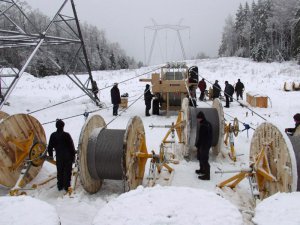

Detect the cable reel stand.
[
  {"left": 0, "top": 113, "right": 48, "bottom": 195},
  {"left": 224, "top": 117, "right": 239, "bottom": 161},
  {"left": 217, "top": 122, "right": 300, "bottom": 202}
]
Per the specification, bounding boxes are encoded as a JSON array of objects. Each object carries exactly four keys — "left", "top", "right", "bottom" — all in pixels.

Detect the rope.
[
  {"left": 28, "top": 94, "right": 86, "bottom": 115},
  {"left": 198, "top": 74, "right": 267, "bottom": 122},
  {"left": 199, "top": 99, "right": 256, "bottom": 131},
  {"left": 41, "top": 93, "right": 146, "bottom": 126},
  {"left": 105, "top": 90, "right": 146, "bottom": 128},
  {"left": 29, "top": 66, "right": 164, "bottom": 115}
]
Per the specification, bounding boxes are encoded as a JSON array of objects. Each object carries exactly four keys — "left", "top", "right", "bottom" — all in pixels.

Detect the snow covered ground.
[{"left": 0, "top": 57, "right": 300, "bottom": 225}]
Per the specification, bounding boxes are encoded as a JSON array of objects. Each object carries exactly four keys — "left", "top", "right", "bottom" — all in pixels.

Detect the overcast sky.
[{"left": 23, "top": 0, "right": 249, "bottom": 64}]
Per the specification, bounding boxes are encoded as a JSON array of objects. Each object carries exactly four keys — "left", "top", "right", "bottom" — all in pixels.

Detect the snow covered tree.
[{"left": 219, "top": 15, "right": 237, "bottom": 56}]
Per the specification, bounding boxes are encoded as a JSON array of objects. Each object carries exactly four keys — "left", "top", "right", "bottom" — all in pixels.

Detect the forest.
[
  {"left": 0, "top": 1, "right": 139, "bottom": 77},
  {"left": 219, "top": 0, "right": 300, "bottom": 63}
]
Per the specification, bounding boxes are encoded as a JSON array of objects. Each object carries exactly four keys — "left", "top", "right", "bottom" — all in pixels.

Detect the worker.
[
  {"left": 152, "top": 93, "right": 160, "bottom": 115},
  {"left": 195, "top": 111, "right": 213, "bottom": 180},
  {"left": 285, "top": 113, "right": 300, "bottom": 136},
  {"left": 212, "top": 80, "right": 221, "bottom": 99},
  {"left": 111, "top": 82, "right": 121, "bottom": 116},
  {"left": 224, "top": 81, "right": 234, "bottom": 108},
  {"left": 198, "top": 78, "right": 207, "bottom": 101},
  {"left": 144, "top": 84, "right": 153, "bottom": 116},
  {"left": 92, "top": 80, "right": 99, "bottom": 100},
  {"left": 47, "top": 119, "right": 76, "bottom": 191},
  {"left": 235, "top": 79, "right": 245, "bottom": 100}
]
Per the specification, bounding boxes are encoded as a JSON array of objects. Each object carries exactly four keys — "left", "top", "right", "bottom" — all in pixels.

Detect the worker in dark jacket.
[
  {"left": 285, "top": 113, "right": 300, "bottom": 136},
  {"left": 224, "top": 81, "right": 234, "bottom": 108},
  {"left": 235, "top": 79, "right": 244, "bottom": 100},
  {"left": 212, "top": 80, "right": 221, "bottom": 99},
  {"left": 144, "top": 84, "right": 153, "bottom": 116},
  {"left": 48, "top": 119, "right": 76, "bottom": 191},
  {"left": 195, "top": 111, "right": 213, "bottom": 180},
  {"left": 111, "top": 83, "right": 121, "bottom": 116},
  {"left": 198, "top": 78, "right": 207, "bottom": 101}
]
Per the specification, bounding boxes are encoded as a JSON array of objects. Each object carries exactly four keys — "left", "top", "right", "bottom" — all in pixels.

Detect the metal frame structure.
[
  {"left": 144, "top": 19, "right": 190, "bottom": 66},
  {"left": 0, "top": 0, "right": 100, "bottom": 109}
]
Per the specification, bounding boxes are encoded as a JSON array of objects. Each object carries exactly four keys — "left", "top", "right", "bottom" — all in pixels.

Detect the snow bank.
[
  {"left": 0, "top": 196, "right": 60, "bottom": 225},
  {"left": 253, "top": 192, "right": 300, "bottom": 225},
  {"left": 93, "top": 186, "right": 243, "bottom": 225}
]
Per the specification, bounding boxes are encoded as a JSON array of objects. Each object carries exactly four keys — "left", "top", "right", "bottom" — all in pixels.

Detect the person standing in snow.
[
  {"left": 198, "top": 78, "right": 206, "bottom": 101},
  {"left": 111, "top": 82, "right": 121, "bottom": 116},
  {"left": 47, "top": 119, "right": 76, "bottom": 191},
  {"left": 285, "top": 113, "right": 300, "bottom": 136},
  {"left": 235, "top": 79, "right": 244, "bottom": 100},
  {"left": 212, "top": 80, "right": 221, "bottom": 99},
  {"left": 195, "top": 111, "right": 213, "bottom": 180},
  {"left": 144, "top": 84, "right": 154, "bottom": 116},
  {"left": 224, "top": 81, "right": 234, "bottom": 108}
]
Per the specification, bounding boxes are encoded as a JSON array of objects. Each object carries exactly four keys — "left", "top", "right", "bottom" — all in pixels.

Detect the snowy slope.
[{"left": 0, "top": 57, "right": 300, "bottom": 225}]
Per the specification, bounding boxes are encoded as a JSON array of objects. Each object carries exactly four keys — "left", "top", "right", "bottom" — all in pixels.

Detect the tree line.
[
  {"left": 0, "top": 1, "right": 141, "bottom": 77},
  {"left": 219, "top": 0, "right": 300, "bottom": 63}
]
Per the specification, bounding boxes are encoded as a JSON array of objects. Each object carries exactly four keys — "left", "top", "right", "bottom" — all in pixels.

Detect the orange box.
[{"left": 246, "top": 92, "right": 268, "bottom": 108}]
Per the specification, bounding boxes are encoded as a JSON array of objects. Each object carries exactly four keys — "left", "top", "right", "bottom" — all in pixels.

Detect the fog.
[{"left": 21, "top": 0, "right": 249, "bottom": 64}]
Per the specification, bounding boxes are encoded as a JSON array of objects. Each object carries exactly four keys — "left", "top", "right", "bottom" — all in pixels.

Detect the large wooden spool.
[
  {"left": 0, "top": 111, "right": 9, "bottom": 121},
  {"left": 78, "top": 114, "right": 147, "bottom": 194},
  {"left": 250, "top": 122, "right": 300, "bottom": 199},
  {"left": 0, "top": 114, "right": 46, "bottom": 187},
  {"left": 181, "top": 98, "right": 224, "bottom": 158}
]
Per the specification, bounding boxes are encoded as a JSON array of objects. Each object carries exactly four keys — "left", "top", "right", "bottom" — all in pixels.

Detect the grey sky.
[{"left": 23, "top": 0, "right": 249, "bottom": 64}]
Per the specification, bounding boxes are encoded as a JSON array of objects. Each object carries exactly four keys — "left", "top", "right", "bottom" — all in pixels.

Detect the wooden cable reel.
[
  {"left": 0, "top": 111, "right": 9, "bottom": 121},
  {"left": 181, "top": 98, "right": 224, "bottom": 158},
  {"left": 78, "top": 115, "right": 148, "bottom": 194},
  {"left": 0, "top": 114, "right": 46, "bottom": 187},
  {"left": 250, "top": 122, "right": 299, "bottom": 199}
]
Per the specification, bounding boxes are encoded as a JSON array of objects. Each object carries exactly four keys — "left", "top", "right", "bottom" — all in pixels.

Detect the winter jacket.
[
  {"left": 286, "top": 122, "right": 300, "bottom": 136},
  {"left": 198, "top": 80, "right": 207, "bottom": 92},
  {"left": 225, "top": 83, "right": 234, "bottom": 96},
  {"left": 235, "top": 81, "right": 244, "bottom": 93},
  {"left": 195, "top": 119, "right": 213, "bottom": 150},
  {"left": 48, "top": 129, "right": 76, "bottom": 162},
  {"left": 144, "top": 88, "right": 153, "bottom": 105},
  {"left": 213, "top": 83, "right": 221, "bottom": 98},
  {"left": 111, "top": 86, "right": 121, "bottom": 105}
]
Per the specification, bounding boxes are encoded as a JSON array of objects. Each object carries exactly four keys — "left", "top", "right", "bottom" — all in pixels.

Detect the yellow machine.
[{"left": 140, "top": 62, "right": 198, "bottom": 112}]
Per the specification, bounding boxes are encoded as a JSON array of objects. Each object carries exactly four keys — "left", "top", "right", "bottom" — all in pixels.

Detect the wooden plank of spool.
[
  {"left": 250, "top": 122, "right": 298, "bottom": 199},
  {"left": 0, "top": 111, "right": 9, "bottom": 121},
  {"left": 0, "top": 114, "right": 46, "bottom": 187},
  {"left": 123, "top": 116, "right": 146, "bottom": 191},
  {"left": 212, "top": 98, "right": 224, "bottom": 155},
  {"left": 78, "top": 115, "right": 105, "bottom": 194}
]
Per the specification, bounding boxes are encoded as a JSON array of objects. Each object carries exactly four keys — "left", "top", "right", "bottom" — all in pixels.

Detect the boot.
[
  {"left": 195, "top": 169, "right": 205, "bottom": 175},
  {"left": 198, "top": 174, "right": 210, "bottom": 180}
]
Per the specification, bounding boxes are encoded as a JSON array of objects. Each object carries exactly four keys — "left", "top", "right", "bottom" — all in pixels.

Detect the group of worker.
[
  {"left": 46, "top": 79, "right": 300, "bottom": 191},
  {"left": 110, "top": 82, "right": 160, "bottom": 117},
  {"left": 198, "top": 78, "right": 245, "bottom": 108}
]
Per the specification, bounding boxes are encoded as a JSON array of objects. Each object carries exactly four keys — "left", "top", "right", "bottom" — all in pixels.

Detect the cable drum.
[
  {"left": 78, "top": 114, "right": 147, "bottom": 194},
  {"left": 287, "top": 135, "right": 300, "bottom": 190},
  {"left": 181, "top": 98, "right": 224, "bottom": 159},
  {"left": 249, "top": 122, "right": 299, "bottom": 199},
  {"left": 87, "top": 129, "right": 126, "bottom": 180}
]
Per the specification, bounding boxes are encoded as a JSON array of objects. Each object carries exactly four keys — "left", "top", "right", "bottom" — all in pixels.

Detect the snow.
[
  {"left": 0, "top": 196, "right": 60, "bottom": 225},
  {"left": 0, "top": 57, "right": 300, "bottom": 225},
  {"left": 93, "top": 186, "right": 243, "bottom": 225},
  {"left": 253, "top": 192, "right": 300, "bottom": 225}
]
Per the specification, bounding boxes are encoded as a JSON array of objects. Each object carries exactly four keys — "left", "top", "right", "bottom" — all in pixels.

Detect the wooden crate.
[
  {"left": 246, "top": 92, "right": 268, "bottom": 108},
  {"left": 120, "top": 97, "right": 128, "bottom": 108}
]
